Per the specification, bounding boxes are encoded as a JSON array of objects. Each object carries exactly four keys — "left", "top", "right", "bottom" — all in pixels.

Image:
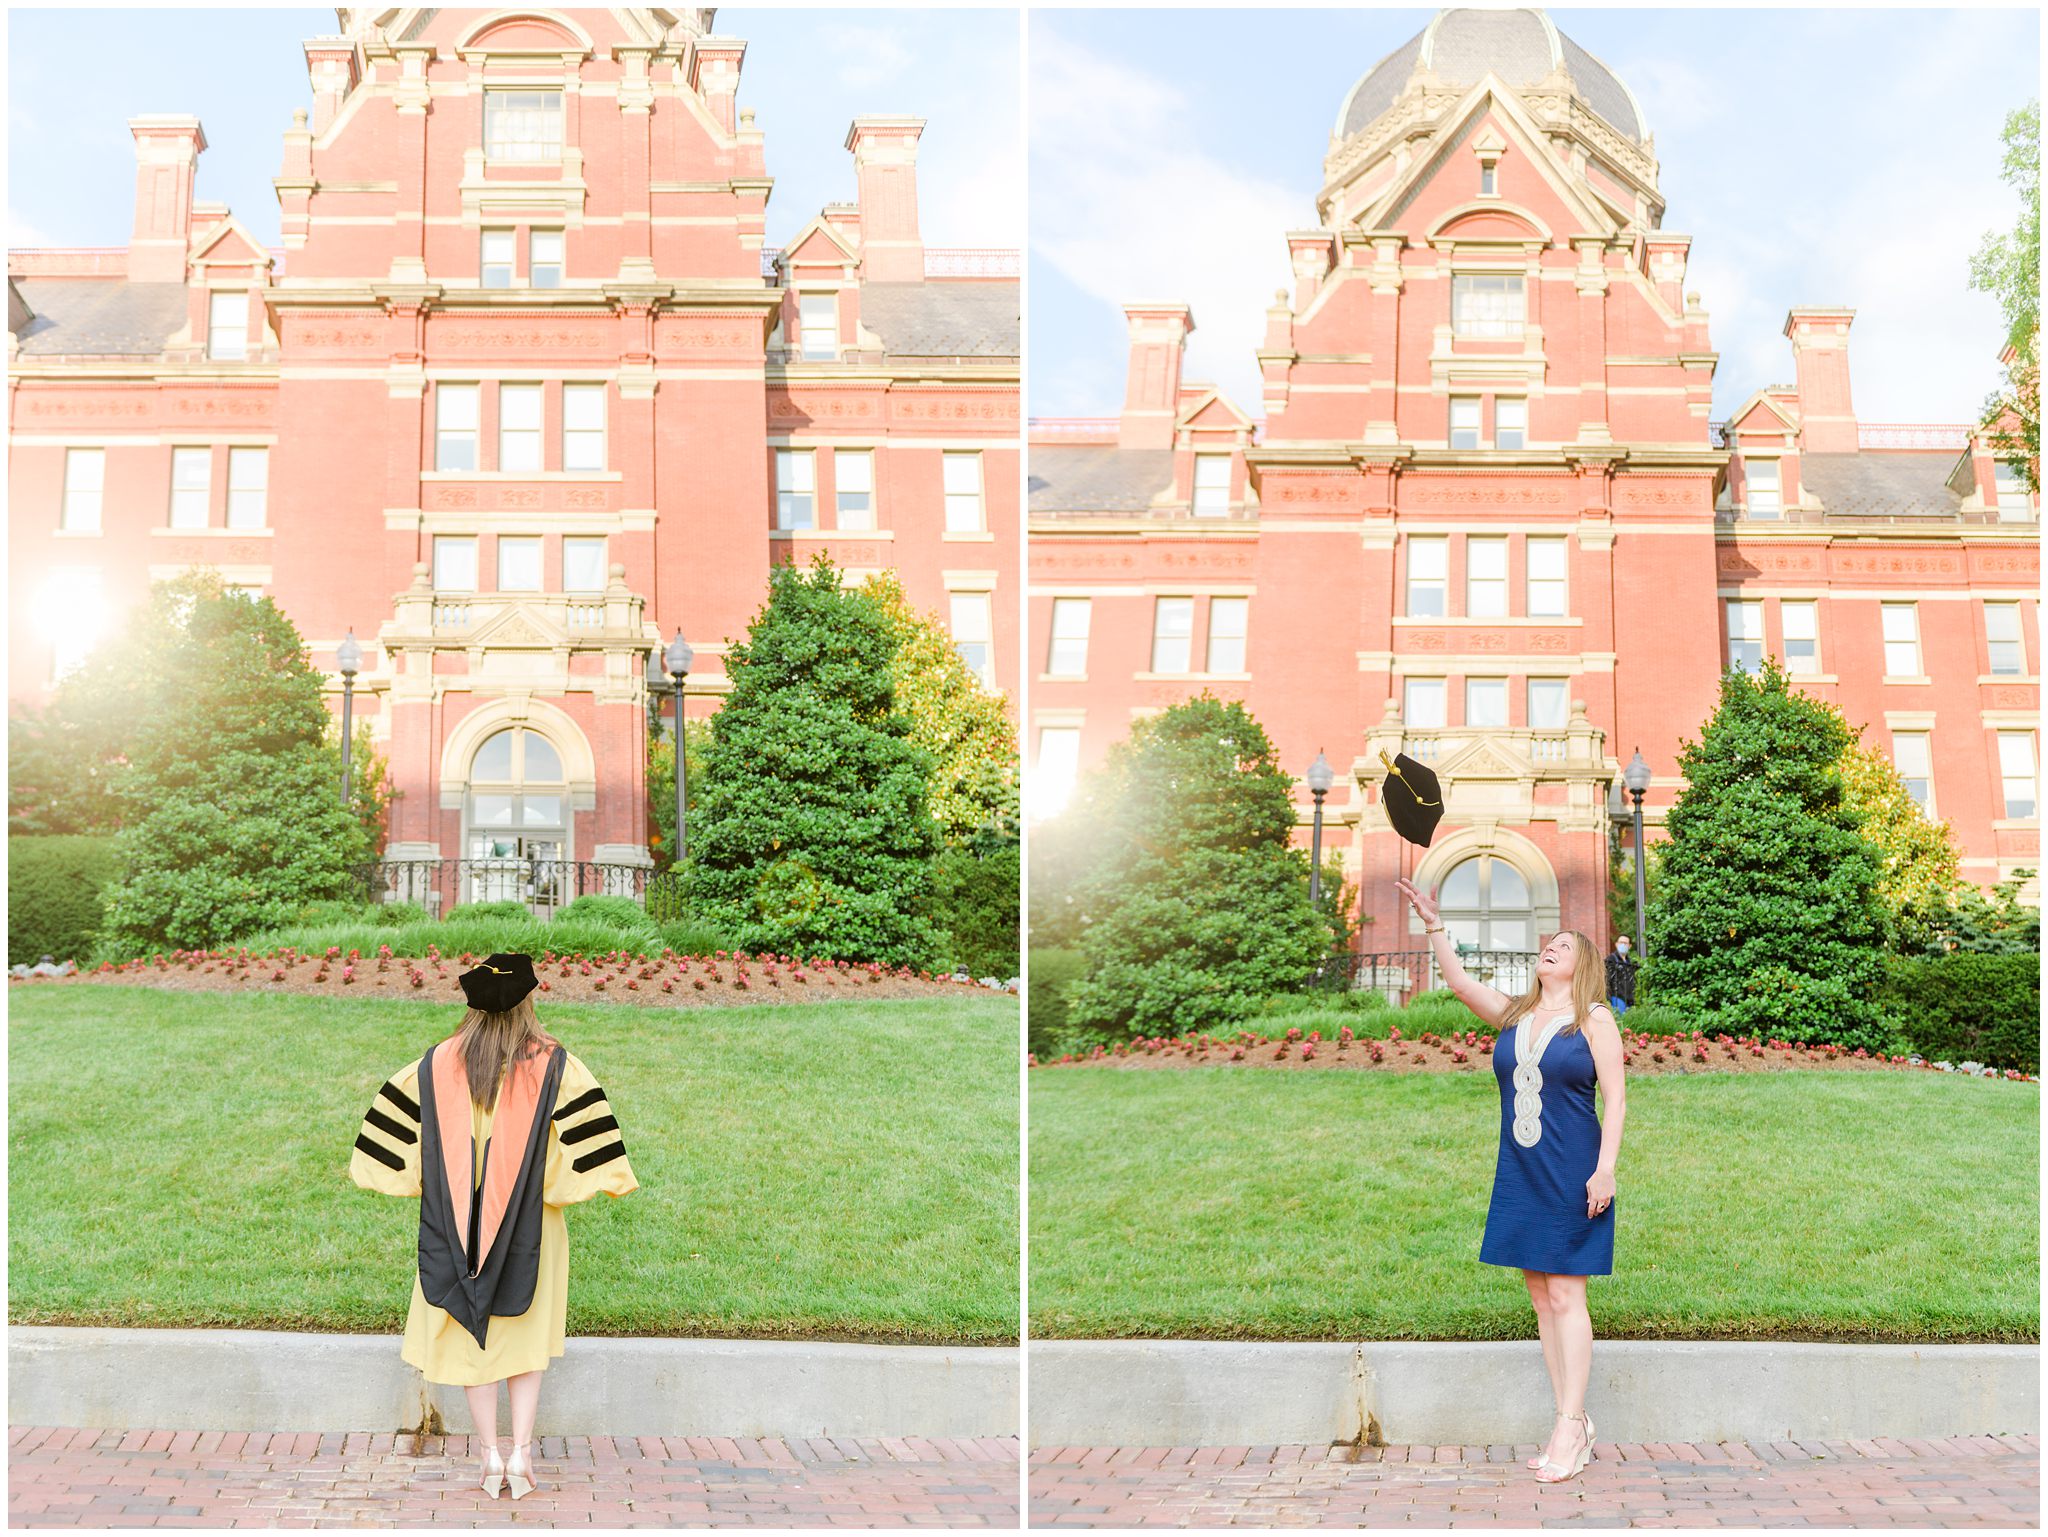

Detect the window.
[
  {"left": 436, "top": 384, "right": 479, "bottom": 471},
  {"left": 1451, "top": 273, "right": 1525, "bottom": 338},
  {"left": 1986, "top": 602, "right": 2026, "bottom": 676},
  {"left": 529, "top": 230, "right": 563, "bottom": 288},
  {"left": 1448, "top": 396, "right": 1481, "bottom": 450},
  {"left": 497, "top": 536, "right": 541, "bottom": 592},
  {"left": 1782, "top": 600, "right": 1819, "bottom": 674},
  {"left": 1466, "top": 536, "right": 1507, "bottom": 618},
  {"left": 480, "top": 229, "right": 515, "bottom": 288},
  {"left": 1047, "top": 598, "right": 1091, "bottom": 678},
  {"left": 775, "top": 449, "right": 814, "bottom": 529},
  {"left": 1465, "top": 677, "right": 1507, "bottom": 728},
  {"left": 1151, "top": 597, "right": 1194, "bottom": 674},
  {"left": 1881, "top": 603, "right": 1921, "bottom": 676},
  {"left": 1406, "top": 536, "right": 1447, "bottom": 617},
  {"left": 1403, "top": 677, "right": 1446, "bottom": 728},
  {"left": 1726, "top": 599, "right": 1763, "bottom": 673},
  {"left": 834, "top": 449, "right": 874, "bottom": 529},
  {"left": 1993, "top": 461, "right": 2033, "bottom": 519},
  {"left": 207, "top": 291, "right": 247, "bottom": 360},
  {"left": 1893, "top": 731, "right": 1932, "bottom": 811},
  {"left": 1035, "top": 725, "right": 1082, "bottom": 819},
  {"left": 1208, "top": 596, "right": 1249, "bottom": 674},
  {"left": 170, "top": 448, "right": 210, "bottom": 529},
  {"left": 1745, "top": 458, "right": 1781, "bottom": 517},
  {"left": 1495, "top": 396, "right": 1527, "bottom": 451},
  {"left": 62, "top": 448, "right": 104, "bottom": 533},
  {"left": 1192, "top": 453, "right": 1230, "bottom": 516},
  {"left": 226, "top": 447, "right": 267, "bottom": 529},
  {"left": 563, "top": 536, "right": 607, "bottom": 593},
  {"left": 1998, "top": 732, "right": 2037, "bottom": 818},
  {"left": 950, "top": 592, "right": 994, "bottom": 688},
  {"left": 943, "top": 451, "right": 984, "bottom": 532},
  {"left": 561, "top": 384, "right": 606, "bottom": 472},
  {"left": 1528, "top": 678, "right": 1569, "bottom": 729},
  {"left": 433, "top": 535, "right": 477, "bottom": 592},
  {"left": 484, "top": 91, "right": 562, "bottom": 161},
  {"left": 1439, "top": 853, "right": 1533, "bottom": 956},
  {"left": 1526, "top": 536, "right": 1566, "bottom": 618},
  {"left": 466, "top": 727, "right": 567, "bottom": 866},
  {"left": 40, "top": 567, "right": 105, "bottom": 681},
  {"left": 498, "top": 384, "right": 543, "bottom": 473},
  {"left": 798, "top": 293, "right": 837, "bottom": 361},
  {"left": 1479, "top": 162, "right": 1498, "bottom": 197}
]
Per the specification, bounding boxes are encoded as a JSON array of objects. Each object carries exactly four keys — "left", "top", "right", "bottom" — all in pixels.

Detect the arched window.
[
  {"left": 465, "top": 727, "right": 569, "bottom": 903},
  {"left": 1439, "top": 853, "right": 1533, "bottom": 952}
]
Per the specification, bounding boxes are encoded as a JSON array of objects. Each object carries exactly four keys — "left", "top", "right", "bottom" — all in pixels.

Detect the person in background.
[{"left": 1604, "top": 937, "right": 1637, "bottom": 1018}]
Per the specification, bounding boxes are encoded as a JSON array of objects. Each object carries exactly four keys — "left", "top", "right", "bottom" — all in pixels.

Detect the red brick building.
[
  {"left": 9, "top": 7, "right": 1019, "bottom": 903},
  {"left": 1027, "top": 7, "right": 2038, "bottom": 982}
]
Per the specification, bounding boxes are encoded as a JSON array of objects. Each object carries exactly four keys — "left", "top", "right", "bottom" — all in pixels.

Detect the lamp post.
[
  {"left": 1623, "top": 747, "right": 1652, "bottom": 957},
  {"left": 1306, "top": 749, "right": 1334, "bottom": 905},
  {"left": 337, "top": 630, "right": 361, "bottom": 803},
  {"left": 664, "top": 630, "right": 694, "bottom": 868}
]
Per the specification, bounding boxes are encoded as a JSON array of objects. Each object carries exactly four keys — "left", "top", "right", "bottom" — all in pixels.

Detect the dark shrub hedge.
[
  {"left": 9, "top": 835, "right": 119, "bottom": 965},
  {"left": 1027, "top": 947, "right": 1087, "bottom": 1058},
  {"left": 1881, "top": 952, "right": 2041, "bottom": 1072},
  {"left": 932, "top": 836, "right": 1020, "bottom": 978}
]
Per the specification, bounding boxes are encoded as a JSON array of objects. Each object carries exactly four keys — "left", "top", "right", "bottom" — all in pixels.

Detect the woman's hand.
[
  {"left": 1394, "top": 877, "right": 1439, "bottom": 928},
  {"left": 1586, "top": 1167, "right": 1616, "bottom": 1219}
]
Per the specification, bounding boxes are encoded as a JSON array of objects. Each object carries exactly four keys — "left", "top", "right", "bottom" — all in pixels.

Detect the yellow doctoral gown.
[{"left": 349, "top": 1046, "right": 638, "bottom": 1386}]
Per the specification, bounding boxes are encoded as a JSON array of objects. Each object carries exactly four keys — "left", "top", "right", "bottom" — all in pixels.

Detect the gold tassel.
[{"left": 1377, "top": 750, "right": 1440, "bottom": 806}]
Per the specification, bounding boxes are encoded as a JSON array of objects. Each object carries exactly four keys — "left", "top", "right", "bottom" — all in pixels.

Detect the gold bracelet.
[{"left": 1425, "top": 924, "right": 1445, "bottom": 935}]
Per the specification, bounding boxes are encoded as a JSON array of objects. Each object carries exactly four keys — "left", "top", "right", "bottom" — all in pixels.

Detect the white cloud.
[
  {"left": 1029, "top": 29, "right": 1300, "bottom": 415},
  {"left": 817, "top": 23, "right": 915, "bottom": 93}
]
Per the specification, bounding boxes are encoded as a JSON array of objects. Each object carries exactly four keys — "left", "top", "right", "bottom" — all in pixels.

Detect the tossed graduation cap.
[
  {"left": 459, "top": 952, "right": 540, "bottom": 1013},
  {"left": 1378, "top": 750, "right": 1444, "bottom": 848}
]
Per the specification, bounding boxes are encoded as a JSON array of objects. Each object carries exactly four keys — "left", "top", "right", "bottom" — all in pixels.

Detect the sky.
[
  {"left": 1029, "top": 7, "right": 2041, "bottom": 424},
  {"left": 4, "top": 7, "right": 1021, "bottom": 253}
]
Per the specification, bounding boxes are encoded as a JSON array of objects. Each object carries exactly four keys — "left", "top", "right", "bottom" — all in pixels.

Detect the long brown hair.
[
  {"left": 453, "top": 996, "right": 559, "bottom": 1111},
  {"left": 1496, "top": 930, "right": 1605, "bottom": 1038}
]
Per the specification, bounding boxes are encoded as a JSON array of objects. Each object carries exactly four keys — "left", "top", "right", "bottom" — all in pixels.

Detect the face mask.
[{"left": 1616, "top": 943, "right": 1631, "bottom": 956}]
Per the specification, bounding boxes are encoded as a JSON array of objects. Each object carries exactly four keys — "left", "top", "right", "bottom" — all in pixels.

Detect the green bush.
[
  {"left": 657, "top": 918, "right": 744, "bottom": 957},
  {"left": 1613, "top": 1002, "right": 1691, "bottom": 1036},
  {"left": 932, "top": 836, "right": 1021, "bottom": 977},
  {"left": 1881, "top": 952, "right": 2041, "bottom": 1071},
  {"left": 1260, "top": 989, "right": 1391, "bottom": 1017},
  {"left": 288, "top": 899, "right": 374, "bottom": 928},
  {"left": 443, "top": 900, "right": 531, "bottom": 923},
  {"left": 557, "top": 893, "right": 656, "bottom": 930},
  {"left": 1027, "top": 947, "right": 1087, "bottom": 1058},
  {"left": 8, "top": 835, "right": 119, "bottom": 965},
  {"left": 372, "top": 900, "right": 433, "bottom": 927}
]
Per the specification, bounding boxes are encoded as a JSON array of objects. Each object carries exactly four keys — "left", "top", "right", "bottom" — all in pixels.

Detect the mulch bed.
[
  {"left": 1032, "top": 1025, "right": 2035, "bottom": 1081},
  {"left": 15, "top": 945, "right": 1007, "bottom": 1009}
]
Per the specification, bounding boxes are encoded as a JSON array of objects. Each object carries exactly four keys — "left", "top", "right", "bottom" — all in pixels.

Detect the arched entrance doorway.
[
  {"left": 464, "top": 725, "right": 569, "bottom": 908},
  {"left": 1436, "top": 851, "right": 1536, "bottom": 996}
]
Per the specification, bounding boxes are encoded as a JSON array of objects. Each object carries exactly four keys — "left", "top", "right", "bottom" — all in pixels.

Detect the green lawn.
[
  {"left": 1029, "top": 1068, "right": 2038, "bottom": 1343},
  {"left": 11, "top": 987, "right": 1019, "bottom": 1344}
]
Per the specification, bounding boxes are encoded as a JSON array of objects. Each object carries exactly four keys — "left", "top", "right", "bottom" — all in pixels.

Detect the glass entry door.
[{"left": 464, "top": 727, "right": 569, "bottom": 910}]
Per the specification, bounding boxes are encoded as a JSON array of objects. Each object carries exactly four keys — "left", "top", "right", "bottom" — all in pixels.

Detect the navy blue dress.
[{"left": 1479, "top": 1018, "right": 1615, "bottom": 1275}]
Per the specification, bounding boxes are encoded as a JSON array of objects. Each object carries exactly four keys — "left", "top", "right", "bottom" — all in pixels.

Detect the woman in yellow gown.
[{"left": 349, "top": 952, "right": 637, "bottom": 1499}]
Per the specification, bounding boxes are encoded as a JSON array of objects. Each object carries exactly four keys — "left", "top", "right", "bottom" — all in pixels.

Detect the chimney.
[
  {"left": 1785, "top": 307, "right": 1858, "bottom": 453},
  {"left": 845, "top": 116, "right": 924, "bottom": 282},
  {"left": 128, "top": 116, "right": 206, "bottom": 283},
  {"left": 1119, "top": 303, "right": 1195, "bottom": 451},
  {"left": 302, "top": 38, "right": 359, "bottom": 135},
  {"left": 691, "top": 37, "right": 748, "bottom": 134}
]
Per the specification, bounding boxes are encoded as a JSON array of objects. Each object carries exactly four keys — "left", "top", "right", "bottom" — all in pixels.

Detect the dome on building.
[{"left": 1335, "top": 8, "right": 1648, "bottom": 146}]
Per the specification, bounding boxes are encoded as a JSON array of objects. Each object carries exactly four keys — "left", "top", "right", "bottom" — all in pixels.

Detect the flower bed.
[
  {"left": 1031, "top": 1023, "right": 2036, "bottom": 1081},
  {"left": 18, "top": 944, "right": 1009, "bottom": 1008}
]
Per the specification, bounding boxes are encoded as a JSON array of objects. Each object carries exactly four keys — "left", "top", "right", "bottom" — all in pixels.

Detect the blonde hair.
[
  {"left": 453, "top": 995, "right": 559, "bottom": 1111},
  {"left": 1497, "top": 930, "right": 1605, "bottom": 1038}
]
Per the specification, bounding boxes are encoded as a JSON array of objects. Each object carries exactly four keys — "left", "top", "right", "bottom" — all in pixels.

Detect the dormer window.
[
  {"left": 1745, "top": 458, "right": 1782, "bottom": 517},
  {"left": 207, "top": 291, "right": 247, "bottom": 360},
  {"left": 484, "top": 91, "right": 562, "bottom": 162},
  {"left": 1993, "top": 460, "right": 2034, "bottom": 520},
  {"left": 1191, "top": 453, "right": 1230, "bottom": 516},
  {"left": 1451, "top": 274, "right": 1524, "bottom": 339},
  {"left": 798, "top": 293, "right": 838, "bottom": 361}
]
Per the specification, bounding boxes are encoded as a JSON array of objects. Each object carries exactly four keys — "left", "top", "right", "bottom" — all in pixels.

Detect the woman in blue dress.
[{"left": 1396, "top": 878, "right": 1628, "bottom": 1485}]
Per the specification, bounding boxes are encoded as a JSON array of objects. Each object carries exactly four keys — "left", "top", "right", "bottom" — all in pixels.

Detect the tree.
[
  {"left": 1907, "top": 868, "right": 2041, "bottom": 957},
  {"left": 1059, "top": 695, "right": 1334, "bottom": 1038},
  {"left": 1638, "top": 659, "right": 1891, "bottom": 1048},
  {"left": 1970, "top": 100, "right": 2040, "bottom": 489},
  {"left": 99, "top": 575, "right": 370, "bottom": 951},
  {"left": 683, "top": 557, "right": 941, "bottom": 967},
  {"left": 859, "top": 572, "right": 1019, "bottom": 842},
  {"left": 1830, "top": 717, "right": 1965, "bottom": 953}
]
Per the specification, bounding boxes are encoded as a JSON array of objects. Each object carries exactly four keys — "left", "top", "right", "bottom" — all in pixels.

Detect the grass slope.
[
  {"left": 1029, "top": 1068, "right": 2037, "bottom": 1343},
  {"left": 11, "top": 988, "right": 1019, "bottom": 1344}
]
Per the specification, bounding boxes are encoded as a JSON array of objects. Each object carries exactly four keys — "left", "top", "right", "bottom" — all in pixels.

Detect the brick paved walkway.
[
  {"left": 9, "top": 1426, "right": 1021, "bottom": 1528},
  {"left": 1029, "top": 1434, "right": 2039, "bottom": 1527}
]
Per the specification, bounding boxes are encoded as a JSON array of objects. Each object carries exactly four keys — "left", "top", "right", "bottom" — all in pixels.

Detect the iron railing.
[
  {"left": 1309, "top": 947, "right": 1539, "bottom": 1004},
  {"left": 350, "top": 858, "right": 652, "bottom": 917}
]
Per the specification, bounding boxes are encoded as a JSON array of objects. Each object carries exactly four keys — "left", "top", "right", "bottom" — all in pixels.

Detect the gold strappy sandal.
[{"left": 1535, "top": 1409, "right": 1593, "bottom": 1483}]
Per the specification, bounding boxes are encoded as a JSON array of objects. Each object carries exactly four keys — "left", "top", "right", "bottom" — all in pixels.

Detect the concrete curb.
[
  {"left": 8, "top": 1328, "right": 1018, "bottom": 1440},
  {"left": 1027, "top": 1340, "right": 2039, "bottom": 1448}
]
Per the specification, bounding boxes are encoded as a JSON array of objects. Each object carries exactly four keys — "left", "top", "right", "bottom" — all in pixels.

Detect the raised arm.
[{"left": 1394, "top": 878, "right": 1514, "bottom": 1030}]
